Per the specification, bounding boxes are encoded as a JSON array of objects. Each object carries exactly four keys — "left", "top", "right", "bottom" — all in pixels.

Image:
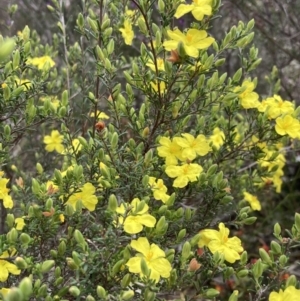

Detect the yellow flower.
[
  {"left": 163, "top": 28, "right": 214, "bottom": 58},
  {"left": 60, "top": 166, "right": 74, "bottom": 178},
  {"left": 198, "top": 223, "right": 243, "bottom": 263},
  {"left": 209, "top": 127, "right": 225, "bottom": 150},
  {"left": 175, "top": 0, "right": 212, "bottom": 21},
  {"left": 0, "top": 288, "right": 10, "bottom": 299},
  {"left": 59, "top": 214, "right": 65, "bottom": 223},
  {"left": 146, "top": 58, "right": 165, "bottom": 71},
  {"left": 275, "top": 115, "right": 300, "bottom": 139},
  {"left": 125, "top": 8, "right": 142, "bottom": 25},
  {"left": 27, "top": 55, "right": 55, "bottom": 70},
  {"left": 15, "top": 218, "right": 25, "bottom": 230},
  {"left": 258, "top": 150, "right": 285, "bottom": 171},
  {"left": 269, "top": 286, "right": 300, "bottom": 301},
  {"left": 116, "top": 198, "right": 156, "bottom": 234},
  {"left": 46, "top": 181, "right": 59, "bottom": 195},
  {"left": 40, "top": 96, "right": 60, "bottom": 110},
  {"left": 66, "top": 183, "right": 98, "bottom": 211},
  {"left": 234, "top": 80, "right": 260, "bottom": 109},
  {"left": 90, "top": 110, "right": 110, "bottom": 120},
  {"left": 119, "top": 20, "right": 134, "bottom": 45},
  {"left": 258, "top": 95, "right": 294, "bottom": 119},
  {"left": 150, "top": 80, "right": 166, "bottom": 93},
  {"left": 43, "top": 130, "right": 65, "bottom": 154},
  {"left": 126, "top": 237, "right": 172, "bottom": 282},
  {"left": 148, "top": 177, "right": 170, "bottom": 203},
  {"left": 72, "top": 139, "right": 82, "bottom": 154},
  {"left": 0, "top": 178, "right": 13, "bottom": 209},
  {"left": 243, "top": 192, "right": 261, "bottom": 211},
  {"left": 17, "top": 78, "right": 32, "bottom": 91},
  {"left": 63, "top": 138, "right": 83, "bottom": 155},
  {"left": 2, "top": 77, "right": 31, "bottom": 91},
  {"left": 157, "top": 137, "right": 184, "bottom": 165},
  {"left": 174, "top": 133, "right": 211, "bottom": 160},
  {"left": 262, "top": 169, "right": 284, "bottom": 193},
  {"left": 165, "top": 163, "right": 203, "bottom": 188},
  {"left": 0, "top": 250, "right": 21, "bottom": 282}
]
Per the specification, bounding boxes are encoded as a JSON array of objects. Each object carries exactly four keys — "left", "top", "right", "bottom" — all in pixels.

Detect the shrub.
[{"left": 1, "top": 0, "right": 300, "bottom": 300}]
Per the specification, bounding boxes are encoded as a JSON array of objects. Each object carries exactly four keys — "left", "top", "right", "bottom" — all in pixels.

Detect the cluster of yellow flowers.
[
  {"left": 43, "top": 130, "right": 83, "bottom": 155},
  {"left": 236, "top": 80, "right": 300, "bottom": 140},
  {"left": 0, "top": 171, "right": 13, "bottom": 209},
  {"left": 0, "top": 172, "right": 24, "bottom": 288},
  {"left": 157, "top": 131, "right": 225, "bottom": 188},
  {"left": 119, "top": 0, "right": 215, "bottom": 59}
]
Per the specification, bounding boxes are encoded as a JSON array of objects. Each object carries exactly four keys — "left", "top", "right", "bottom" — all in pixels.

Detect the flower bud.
[
  {"left": 7, "top": 228, "right": 18, "bottom": 243},
  {"left": 166, "top": 192, "right": 175, "bottom": 206},
  {"left": 191, "top": 233, "right": 201, "bottom": 247},
  {"left": 155, "top": 216, "right": 168, "bottom": 234},
  {"left": 177, "top": 229, "right": 186, "bottom": 243},
  {"left": 110, "top": 132, "right": 118, "bottom": 148},
  {"left": 36, "top": 162, "right": 44, "bottom": 174},
  {"left": 121, "top": 273, "right": 131, "bottom": 289},
  {"left": 237, "top": 269, "right": 249, "bottom": 278},
  {"left": 144, "top": 289, "right": 155, "bottom": 301},
  {"left": 12, "top": 49, "right": 20, "bottom": 69},
  {"left": 243, "top": 217, "right": 257, "bottom": 225},
  {"left": 286, "top": 275, "right": 297, "bottom": 288},
  {"left": 86, "top": 295, "right": 95, "bottom": 301},
  {"left": 66, "top": 257, "right": 79, "bottom": 270},
  {"left": 270, "top": 241, "right": 281, "bottom": 255},
  {"left": 6, "top": 213, "right": 15, "bottom": 228},
  {"left": 252, "top": 259, "right": 263, "bottom": 279},
  {"left": 65, "top": 203, "right": 75, "bottom": 216},
  {"left": 38, "top": 284, "right": 47, "bottom": 297},
  {"left": 295, "top": 212, "right": 300, "bottom": 232},
  {"left": 50, "top": 250, "right": 57, "bottom": 258},
  {"left": 74, "top": 229, "right": 86, "bottom": 246},
  {"left": 19, "top": 277, "right": 32, "bottom": 299},
  {"left": 121, "top": 290, "right": 134, "bottom": 301},
  {"left": 140, "top": 258, "right": 150, "bottom": 277},
  {"left": 279, "top": 255, "right": 288, "bottom": 267},
  {"left": 157, "top": 0, "right": 165, "bottom": 12},
  {"left": 188, "top": 258, "right": 201, "bottom": 271},
  {"left": 100, "top": 162, "right": 111, "bottom": 180},
  {"left": 259, "top": 248, "right": 272, "bottom": 265},
  {"left": 274, "top": 223, "right": 282, "bottom": 238},
  {"left": 97, "top": 286, "right": 107, "bottom": 299},
  {"left": 40, "top": 260, "right": 55, "bottom": 273},
  {"left": 69, "top": 286, "right": 80, "bottom": 297},
  {"left": 108, "top": 194, "right": 118, "bottom": 211},
  {"left": 54, "top": 266, "right": 61, "bottom": 278},
  {"left": 205, "top": 288, "right": 220, "bottom": 298},
  {"left": 15, "top": 257, "right": 28, "bottom": 269},
  {"left": 240, "top": 251, "right": 248, "bottom": 265},
  {"left": 228, "top": 290, "right": 239, "bottom": 301},
  {"left": 177, "top": 41, "right": 186, "bottom": 58},
  {"left": 111, "top": 259, "right": 125, "bottom": 276},
  {"left": 184, "top": 208, "right": 192, "bottom": 221},
  {"left": 233, "top": 68, "right": 243, "bottom": 82},
  {"left": 181, "top": 241, "right": 191, "bottom": 260},
  {"left": 76, "top": 13, "right": 84, "bottom": 29},
  {"left": 4, "top": 288, "right": 23, "bottom": 301},
  {"left": 58, "top": 240, "right": 66, "bottom": 256},
  {"left": 72, "top": 251, "right": 82, "bottom": 265}
]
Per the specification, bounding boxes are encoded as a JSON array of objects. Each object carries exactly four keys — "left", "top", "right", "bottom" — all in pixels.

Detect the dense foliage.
[{"left": 1, "top": 1, "right": 300, "bottom": 300}]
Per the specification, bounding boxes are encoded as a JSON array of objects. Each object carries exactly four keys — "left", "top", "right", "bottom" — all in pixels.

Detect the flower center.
[{"left": 146, "top": 251, "right": 153, "bottom": 261}]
